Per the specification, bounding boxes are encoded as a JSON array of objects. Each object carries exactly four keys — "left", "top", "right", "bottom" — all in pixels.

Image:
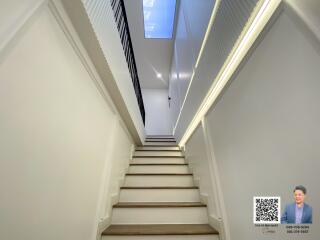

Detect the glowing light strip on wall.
[{"left": 179, "top": 0, "right": 282, "bottom": 147}]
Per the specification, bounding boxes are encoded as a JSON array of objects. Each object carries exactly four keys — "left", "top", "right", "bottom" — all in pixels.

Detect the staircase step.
[
  {"left": 119, "top": 188, "right": 200, "bottom": 202},
  {"left": 136, "top": 146, "right": 180, "bottom": 151},
  {"left": 133, "top": 156, "right": 184, "bottom": 158},
  {"left": 144, "top": 142, "right": 178, "bottom": 146},
  {"left": 111, "top": 204, "right": 208, "bottom": 224},
  {"left": 129, "top": 163, "right": 188, "bottom": 166},
  {"left": 102, "top": 224, "right": 218, "bottom": 235},
  {"left": 135, "top": 149, "right": 181, "bottom": 152},
  {"left": 134, "top": 151, "right": 183, "bottom": 157},
  {"left": 131, "top": 157, "right": 186, "bottom": 164},
  {"left": 102, "top": 235, "right": 219, "bottom": 240},
  {"left": 126, "top": 173, "right": 192, "bottom": 176},
  {"left": 146, "top": 135, "right": 174, "bottom": 138},
  {"left": 146, "top": 139, "right": 176, "bottom": 142},
  {"left": 124, "top": 175, "right": 194, "bottom": 187},
  {"left": 114, "top": 202, "right": 206, "bottom": 208},
  {"left": 128, "top": 165, "right": 190, "bottom": 174},
  {"left": 121, "top": 186, "right": 198, "bottom": 189}
]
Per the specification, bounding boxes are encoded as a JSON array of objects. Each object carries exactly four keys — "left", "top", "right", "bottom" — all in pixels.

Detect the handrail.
[{"left": 110, "top": 0, "right": 145, "bottom": 125}]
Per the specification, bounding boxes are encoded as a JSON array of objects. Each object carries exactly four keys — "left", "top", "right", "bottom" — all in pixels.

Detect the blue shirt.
[{"left": 295, "top": 204, "right": 304, "bottom": 224}]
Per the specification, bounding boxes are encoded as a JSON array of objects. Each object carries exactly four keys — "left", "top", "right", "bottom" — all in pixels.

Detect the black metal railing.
[{"left": 110, "top": 0, "right": 145, "bottom": 125}]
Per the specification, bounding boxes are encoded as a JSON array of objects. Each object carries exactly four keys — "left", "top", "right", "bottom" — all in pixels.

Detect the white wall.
[
  {"left": 142, "top": 89, "right": 172, "bottom": 135},
  {"left": 169, "top": 0, "right": 215, "bottom": 125},
  {"left": 185, "top": 5, "right": 320, "bottom": 240},
  {"left": 0, "top": 2, "right": 133, "bottom": 240},
  {"left": 62, "top": 0, "right": 146, "bottom": 144}
]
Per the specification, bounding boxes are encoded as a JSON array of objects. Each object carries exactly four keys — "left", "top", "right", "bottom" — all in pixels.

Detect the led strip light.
[{"left": 178, "top": 0, "right": 282, "bottom": 147}]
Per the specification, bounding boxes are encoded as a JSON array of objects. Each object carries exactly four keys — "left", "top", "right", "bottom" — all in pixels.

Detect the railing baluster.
[{"left": 109, "top": 0, "right": 145, "bottom": 124}]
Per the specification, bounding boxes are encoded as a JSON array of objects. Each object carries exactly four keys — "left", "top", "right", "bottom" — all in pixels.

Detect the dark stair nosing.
[
  {"left": 113, "top": 202, "right": 206, "bottom": 208},
  {"left": 146, "top": 140, "right": 176, "bottom": 143},
  {"left": 135, "top": 149, "right": 181, "bottom": 152},
  {"left": 126, "top": 173, "right": 192, "bottom": 176},
  {"left": 120, "top": 186, "right": 198, "bottom": 189},
  {"left": 140, "top": 145, "right": 179, "bottom": 147},
  {"left": 133, "top": 156, "right": 184, "bottom": 158},
  {"left": 130, "top": 163, "right": 188, "bottom": 166},
  {"left": 102, "top": 224, "right": 218, "bottom": 235},
  {"left": 146, "top": 138, "right": 174, "bottom": 140}
]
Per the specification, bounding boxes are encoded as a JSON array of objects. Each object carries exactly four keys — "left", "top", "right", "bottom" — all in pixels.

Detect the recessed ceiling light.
[{"left": 157, "top": 73, "right": 162, "bottom": 78}]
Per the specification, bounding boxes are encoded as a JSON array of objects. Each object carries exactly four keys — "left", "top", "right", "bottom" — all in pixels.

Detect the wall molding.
[
  {"left": 201, "top": 118, "right": 229, "bottom": 240},
  {"left": 284, "top": 0, "right": 320, "bottom": 54},
  {"left": 96, "top": 217, "right": 111, "bottom": 240},
  {"left": 48, "top": 0, "right": 118, "bottom": 115},
  {"left": 0, "top": 0, "right": 48, "bottom": 64},
  {"left": 209, "top": 215, "right": 225, "bottom": 238}
]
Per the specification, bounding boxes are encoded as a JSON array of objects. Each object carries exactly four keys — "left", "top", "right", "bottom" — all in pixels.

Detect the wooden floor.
[{"left": 102, "top": 224, "right": 218, "bottom": 235}]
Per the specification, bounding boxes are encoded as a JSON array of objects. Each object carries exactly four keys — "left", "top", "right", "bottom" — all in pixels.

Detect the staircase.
[{"left": 102, "top": 136, "right": 219, "bottom": 239}]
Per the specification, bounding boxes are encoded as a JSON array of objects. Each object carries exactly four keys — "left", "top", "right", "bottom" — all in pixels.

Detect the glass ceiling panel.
[{"left": 143, "top": 0, "right": 176, "bottom": 39}]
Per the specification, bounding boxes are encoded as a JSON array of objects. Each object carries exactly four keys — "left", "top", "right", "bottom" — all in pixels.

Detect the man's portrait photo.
[{"left": 281, "top": 185, "right": 312, "bottom": 224}]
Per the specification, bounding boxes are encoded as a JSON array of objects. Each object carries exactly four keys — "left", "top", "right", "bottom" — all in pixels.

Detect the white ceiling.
[{"left": 123, "top": 0, "right": 174, "bottom": 89}]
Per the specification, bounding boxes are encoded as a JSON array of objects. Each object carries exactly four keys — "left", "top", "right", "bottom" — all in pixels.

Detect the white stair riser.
[
  {"left": 103, "top": 235, "right": 219, "bottom": 240},
  {"left": 124, "top": 176, "right": 194, "bottom": 187},
  {"left": 128, "top": 165, "right": 189, "bottom": 174},
  {"left": 131, "top": 158, "right": 186, "bottom": 164},
  {"left": 119, "top": 189, "right": 200, "bottom": 202},
  {"left": 136, "top": 146, "right": 180, "bottom": 151},
  {"left": 134, "top": 151, "right": 183, "bottom": 157},
  {"left": 144, "top": 142, "right": 177, "bottom": 146},
  {"left": 111, "top": 207, "right": 208, "bottom": 224}
]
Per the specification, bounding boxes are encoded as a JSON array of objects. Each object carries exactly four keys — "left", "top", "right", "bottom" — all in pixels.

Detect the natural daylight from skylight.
[{"left": 143, "top": 0, "right": 176, "bottom": 39}]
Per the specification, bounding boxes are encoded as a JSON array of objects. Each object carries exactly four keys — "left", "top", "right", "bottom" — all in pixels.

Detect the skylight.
[{"left": 143, "top": 0, "right": 176, "bottom": 39}]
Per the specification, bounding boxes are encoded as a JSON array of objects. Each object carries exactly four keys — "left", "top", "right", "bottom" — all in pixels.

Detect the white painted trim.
[
  {"left": 200, "top": 193, "right": 225, "bottom": 238},
  {"left": 209, "top": 215, "right": 225, "bottom": 239},
  {"left": 48, "top": 0, "right": 118, "bottom": 115},
  {"left": 284, "top": 0, "right": 320, "bottom": 53},
  {"left": 200, "top": 193, "right": 209, "bottom": 205},
  {"left": 201, "top": 118, "right": 229, "bottom": 240},
  {"left": 0, "top": 0, "right": 48, "bottom": 63},
  {"left": 193, "top": 176, "right": 200, "bottom": 187},
  {"left": 96, "top": 217, "right": 111, "bottom": 240},
  {"left": 201, "top": 119, "right": 222, "bottom": 217}
]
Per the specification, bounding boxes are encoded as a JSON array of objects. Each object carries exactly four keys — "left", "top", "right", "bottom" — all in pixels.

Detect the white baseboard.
[{"left": 96, "top": 217, "right": 112, "bottom": 240}]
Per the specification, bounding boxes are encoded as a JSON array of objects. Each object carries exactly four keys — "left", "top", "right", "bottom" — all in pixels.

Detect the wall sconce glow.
[
  {"left": 157, "top": 73, "right": 162, "bottom": 78},
  {"left": 143, "top": 0, "right": 176, "bottom": 39}
]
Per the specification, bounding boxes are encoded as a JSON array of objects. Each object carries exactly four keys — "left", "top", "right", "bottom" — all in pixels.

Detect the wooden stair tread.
[
  {"left": 129, "top": 163, "right": 188, "bottom": 166},
  {"left": 113, "top": 202, "right": 206, "bottom": 208},
  {"left": 133, "top": 156, "right": 184, "bottom": 158},
  {"left": 135, "top": 149, "right": 181, "bottom": 152},
  {"left": 102, "top": 224, "right": 218, "bottom": 235},
  {"left": 139, "top": 145, "right": 179, "bottom": 147},
  {"left": 120, "top": 186, "right": 198, "bottom": 189},
  {"left": 126, "top": 173, "right": 192, "bottom": 176}
]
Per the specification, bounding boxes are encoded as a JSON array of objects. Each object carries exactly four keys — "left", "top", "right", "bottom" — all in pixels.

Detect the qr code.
[{"left": 253, "top": 197, "right": 280, "bottom": 224}]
